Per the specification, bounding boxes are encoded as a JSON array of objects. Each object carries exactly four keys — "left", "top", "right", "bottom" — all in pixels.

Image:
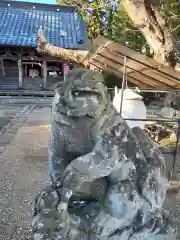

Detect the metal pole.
[
  {"left": 136, "top": 89, "right": 180, "bottom": 93},
  {"left": 119, "top": 56, "right": 127, "bottom": 115},
  {"left": 172, "top": 119, "right": 180, "bottom": 175},
  {"left": 107, "top": 87, "right": 180, "bottom": 93},
  {"left": 123, "top": 118, "right": 178, "bottom": 123}
]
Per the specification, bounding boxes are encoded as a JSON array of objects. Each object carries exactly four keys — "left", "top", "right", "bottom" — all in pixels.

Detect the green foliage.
[
  {"left": 57, "top": 0, "right": 112, "bottom": 39},
  {"left": 159, "top": 0, "right": 180, "bottom": 42},
  {"left": 57, "top": 0, "right": 180, "bottom": 54},
  {"left": 109, "top": 4, "right": 147, "bottom": 52},
  {"left": 57, "top": 0, "right": 146, "bottom": 51}
]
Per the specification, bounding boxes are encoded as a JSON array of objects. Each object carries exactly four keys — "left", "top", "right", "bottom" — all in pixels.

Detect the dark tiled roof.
[{"left": 0, "top": 1, "right": 86, "bottom": 49}]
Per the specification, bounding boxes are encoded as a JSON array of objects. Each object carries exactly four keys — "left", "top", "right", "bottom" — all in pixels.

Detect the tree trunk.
[
  {"left": 121, "top": 0, "right": 180, "bottom": 109},
  {"left": 122, "top": 0, "right": 176, "bottom": 68}
]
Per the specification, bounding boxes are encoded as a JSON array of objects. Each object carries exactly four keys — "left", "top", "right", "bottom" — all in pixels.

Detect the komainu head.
[{"left": 55, "top": 68, "right": 110, "bottom": 118}]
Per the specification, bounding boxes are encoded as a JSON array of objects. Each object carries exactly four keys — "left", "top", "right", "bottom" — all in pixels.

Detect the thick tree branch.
[{"left": 37, "top": 28, "right": 90, "bottom": 67}]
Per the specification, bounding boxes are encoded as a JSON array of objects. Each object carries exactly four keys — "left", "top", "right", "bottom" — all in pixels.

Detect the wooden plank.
[
  {"left": 129, "top": 71, "right": 172, "bottom": 89},
  {"left": 91, "top": 56, "right": 172, "bottom": 89},
  {"left": 142, "top": 69, "right": 180, "bottom": 87},
  {"left": 91, "top": 57, "right": 174, "bottom": 90},
  {"left": 93, "top": 55, "right": 133, "bottom": 74},
  {"left": 90, "top": 60, "right": 153, "bottom": 88},
  {"left": 139, "top": 70, "right": 177, "bottom": 87},
  {"left": 96, "top": 50, "right": 178, "bottom": 88},
  {"left": 152, "top": 69, "right": 180, "bottom": 85},
  {"left": 91, "top": 59, "right": 163, "bottom": 89},
  {"left": 0, "top": 89, "right": 54, "bottom": 95},
  {"left": 22, "top": 61, "right": 41, "bottom": 65},
  {"left": 93, "top": 36, "right": 180, "bottom": 80},
  {"left": 126, "top": 76, "right": 153, "bottom": 89},
  {"left": 107, "top": 43, "right": 180, "bottom": 80},
  {"left": 22, "top": 55, "right": 41, "bottom": 61},
  {"left": 172, "top": 82, "right": 180, "bottom": 88},
  {"left": 99, "top": 48, "right": 149, "bottom": 72},
  {"left": 84, "top": 37, "right": 108, "bottom": 66},
  {"left": 99, "top": 48, "right": 180, "bottom": 86}
]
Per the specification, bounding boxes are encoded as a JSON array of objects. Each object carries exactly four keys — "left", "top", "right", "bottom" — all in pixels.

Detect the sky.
[{"left": 17, "top": 0, "right": 56, "bottom": 4}]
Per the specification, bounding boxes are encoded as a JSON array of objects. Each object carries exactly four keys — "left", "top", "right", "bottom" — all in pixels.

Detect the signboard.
[{"left": 62, "top": 62, "right": 69, "bottom": 81}]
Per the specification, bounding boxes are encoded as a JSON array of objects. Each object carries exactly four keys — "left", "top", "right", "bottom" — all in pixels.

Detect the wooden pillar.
[
  {"left": 25, "top": 64, "right": 28, "bottom": 76},
  {"left": 18, "top": 59, "right": 23, "bottom": 88},
  {"left": 1, "top": 59, "right": 5, "bottom": 76},
  {"left": 42, "top": 60, "right": 47, "bottom": 89}
]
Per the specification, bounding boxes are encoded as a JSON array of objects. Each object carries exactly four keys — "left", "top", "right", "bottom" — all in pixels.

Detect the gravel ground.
[
  {"left": 0, "top": 105, "right": 51, "bottom": 239},
  {"left": 0, "top": 104, "right": 179, "bottom": 239},
  {"left": 164, "top": 192, "right": 180, "bottom": 239},
  {"left": 0, "top": 105, "right": 24, "bottom": 130}
]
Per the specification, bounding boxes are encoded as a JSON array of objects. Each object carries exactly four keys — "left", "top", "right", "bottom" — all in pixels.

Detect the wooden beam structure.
[
  {"left": 42, "top": 60, "right": 47, "bottom": 89},
  {"left": 24, "top": 64, "right": 28, "bottom": 76},
  {"left": 89, "top": 36, "right": 180, "bottom": 90},
  {"left": 18, "top": 59, "right": 23, "bottom": 88},
  {"left": 0, "top": 59, "right": 5, "bottom": 76}
]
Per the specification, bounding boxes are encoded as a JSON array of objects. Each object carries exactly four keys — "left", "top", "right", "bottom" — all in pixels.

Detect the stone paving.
[
  {"left": 0, "top": 105, "right": 36, "bottom": 154},
  {"left": 0, "top": 105, "right": 24, "bottom": 129}
]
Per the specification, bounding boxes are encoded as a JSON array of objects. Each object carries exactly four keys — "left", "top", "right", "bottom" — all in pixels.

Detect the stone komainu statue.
[{"left": 32, "top": 68, "right": 173, "bottom": 239}]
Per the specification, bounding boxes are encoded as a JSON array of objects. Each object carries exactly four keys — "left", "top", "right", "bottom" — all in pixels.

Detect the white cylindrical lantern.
[{"left": 113, "top": 88, "right": 147, "bottom": 129}]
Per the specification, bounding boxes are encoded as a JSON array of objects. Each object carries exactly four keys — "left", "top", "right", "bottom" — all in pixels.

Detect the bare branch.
[
  {"left": 83, "top": 4, "right": 109, "bottom": 10},
  {"left": 171, "top": 25, "right": 180, "bottom": 33}
]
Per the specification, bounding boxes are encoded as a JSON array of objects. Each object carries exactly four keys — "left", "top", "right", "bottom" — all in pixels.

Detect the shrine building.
[{"left": 0, "top": 0, "right": 86, "bottom": 91}]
